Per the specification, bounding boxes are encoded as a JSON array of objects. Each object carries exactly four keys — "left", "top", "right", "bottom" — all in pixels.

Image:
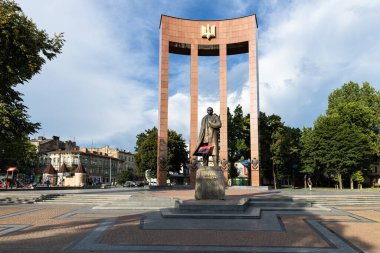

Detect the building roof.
[
  {"left": 43, "top": 164, "right": 57, "bottom": 174},
  {"left": 74, "top": 164, "right": 86, "bottom": 173},
  {"left": 48, "top": 150, "right": 123, "bottom": 161},
  {"left": 58, "top": 163, "right": 69, "bottom": 173},
  {"left": 82, "top": 146, "right": 135, "bottom": 156}
]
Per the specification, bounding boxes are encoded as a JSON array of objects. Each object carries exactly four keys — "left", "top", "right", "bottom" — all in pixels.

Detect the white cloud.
[
  {"left": 17, "top": 0, "right": 159, "bottom": 150},
  {"left": 258, "top": 0, "right": 380, "bottom": 127},
  {"left": 14, "top": 0, "right": 380, "bottom": 151}
]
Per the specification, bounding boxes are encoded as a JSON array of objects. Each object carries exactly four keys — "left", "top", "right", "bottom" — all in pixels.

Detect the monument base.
[{"left": 195, "top": 166, "right": 225, "bottom": 200}]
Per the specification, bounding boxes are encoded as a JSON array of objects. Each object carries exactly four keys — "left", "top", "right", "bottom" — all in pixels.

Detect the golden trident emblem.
[{"left": 201, "top": 24, "right": 216, "bottom": 40}]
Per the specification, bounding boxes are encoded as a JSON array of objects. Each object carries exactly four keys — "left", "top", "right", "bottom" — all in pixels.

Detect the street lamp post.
[{"left": 109, "top": 157, "right": 112, "bottom": 185}]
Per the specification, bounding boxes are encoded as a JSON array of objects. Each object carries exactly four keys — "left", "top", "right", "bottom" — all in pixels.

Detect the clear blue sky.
[{"left": 16, "top": 0, "right": 380, "bottom": 152}]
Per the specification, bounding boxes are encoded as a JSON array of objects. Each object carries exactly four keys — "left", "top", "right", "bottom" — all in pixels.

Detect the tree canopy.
[
  {"left": 228, "top": 105, "right": 250, "bottom": 163},
  {"left": 134, "top": 127, "right": 188, "bottom": 177},
  {"left": 0, "top": 0, "right": 64, "bottom": 87},
  {"left": 0, "top": 0, "right": 64, "bottom": 171},
  {"left": 227, "top": 107, "right": 301, "bottom": 186},
  {"left": 300, "top": 81, "right": 379, "bottom": 189}
]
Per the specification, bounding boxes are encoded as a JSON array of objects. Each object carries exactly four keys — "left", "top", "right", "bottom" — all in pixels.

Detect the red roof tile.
[
  {"left": 58, "top": 163, "right": 69, "bottom": 173},
  {"left": 74, "top": 164, "right": 86, "bottom": 173},
  {"left": 43, "top": 164, "right": 56, "bottom": 174}
]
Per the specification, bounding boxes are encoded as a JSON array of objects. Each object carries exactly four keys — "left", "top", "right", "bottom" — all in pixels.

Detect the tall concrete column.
[
  {"left": 219, "top": 44, "right": 228, "bottom": 185},
  {"left": 157, "top": 28, "right": 168, "bottom": 186},
  {"left": 190, "top": 43, "right": 198, "bottom": 186},
  {"left": 249, "top": 32, "right": 260, "bottom": 187}
]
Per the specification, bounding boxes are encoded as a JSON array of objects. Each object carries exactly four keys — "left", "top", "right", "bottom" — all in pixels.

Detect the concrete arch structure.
[{"left": 157, "top": 14, "right": 260, "bottom": 186}]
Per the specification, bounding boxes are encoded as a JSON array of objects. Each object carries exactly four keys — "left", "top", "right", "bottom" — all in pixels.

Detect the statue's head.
[{"left": 207, "top": 107, "right": 213, "bottom": 115}]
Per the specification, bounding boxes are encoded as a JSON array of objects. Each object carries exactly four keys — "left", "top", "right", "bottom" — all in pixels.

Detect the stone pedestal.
[{"left": 195, "top": 166, "right": 225, "bottom": 200}]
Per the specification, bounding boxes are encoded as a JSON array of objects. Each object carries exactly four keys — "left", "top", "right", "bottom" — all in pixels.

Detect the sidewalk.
[{"left": 0, "top": 188, "right": 379, "bottom": 252}]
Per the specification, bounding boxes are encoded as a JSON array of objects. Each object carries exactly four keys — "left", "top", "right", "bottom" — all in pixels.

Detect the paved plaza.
[{"left": 1, "top": 188, "right": 380, "bottom": 252}]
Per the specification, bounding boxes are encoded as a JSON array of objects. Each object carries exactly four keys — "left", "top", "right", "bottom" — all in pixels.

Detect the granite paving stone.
[{"left": 0, "top": 188, "right": 379, "bottom": 252}]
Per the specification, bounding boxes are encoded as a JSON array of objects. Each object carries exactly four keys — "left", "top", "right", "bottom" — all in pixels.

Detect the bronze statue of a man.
[{"left": 193, "top": 107, "right": 222, "bottom": 166}]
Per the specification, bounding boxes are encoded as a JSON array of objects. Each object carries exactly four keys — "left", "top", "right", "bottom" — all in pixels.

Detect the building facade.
[
  {"left": 83, "top": 146, "right": 134, "bottom": 171},
  {"left": 369, "top": 162, "right": 380, "bottom": 187},
  {"left": 43, "top": 150, "right": 124, "bottom": 184},
  {"left": 31, "top": 137, "right": 135, "bottom": 185}
]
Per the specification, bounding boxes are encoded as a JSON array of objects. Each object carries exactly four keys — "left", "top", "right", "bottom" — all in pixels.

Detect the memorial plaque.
[{"left": 195, "top": 166, "right": 225, "bottom": 200}]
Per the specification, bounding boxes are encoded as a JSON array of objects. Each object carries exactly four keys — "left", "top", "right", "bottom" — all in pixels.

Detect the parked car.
[
  {"left": 123, "top": 181, "right": 136, "bottom": 187},
  {"left": 134, "top": 181, "right": 144, "bottom": 187}
]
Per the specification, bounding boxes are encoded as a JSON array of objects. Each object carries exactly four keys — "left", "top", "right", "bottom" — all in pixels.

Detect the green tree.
[
  {"left": 284, "top": 126, "right": 301, "bottom": 187},
  {"left": 328, "top": 81, "right": 379, "bottom": 162},
  {"left": 227, "top": 105, "right": 250, "bottom": 163},
  {"left": 228, "top": 108, "right": 301, "bottom": 186},
  {"left": 116, "top": 170, "right": 133, "bottom": 185},
  {"left": 300, "top": 127, "right": 321, "bottom": 188},
  {"left": 302, "top": 81, "right": 379, "bottom": 189},
  {"left": 268, "top": 115, "right": 287, "bottom": 189},
  {"left": 134, "top": 127, "right": 188, "bottom": 177},
  {"left": 314, "top": 106, "right": 375, "bottom": 189},
  {"left": 134, "top": 127, "right": 158, "bottom": 177},
  {"left": 266, "top": 115, "right": 301, "bottom": 189},
  {"left": 328, "top": 81, "right": 380, "bottom": 117},
  {"left": 259, "top": 112, "right": 272, "bottom": 182},
  {"left": 167, "top": 130, "right": 188, "bottom": 173},
  {"left": 351, "top": 170, "right": 364, "bottom": 189},
  {"left": 0, "top": 0, "right": 64, "bottom": 171},
  {"left": 227, "top": 105, "right": 251, "bottom": 179}
]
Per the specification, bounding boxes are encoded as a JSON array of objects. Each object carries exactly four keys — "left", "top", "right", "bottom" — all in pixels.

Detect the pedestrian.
[
  {"left": 46, "top": 179, "right": 50, "bottom": 188},
  {"left": 307, "top": 177, "right": 312, "bottom": 191}
]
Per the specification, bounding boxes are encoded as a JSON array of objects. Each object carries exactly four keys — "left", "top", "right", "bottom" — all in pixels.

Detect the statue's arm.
[{"left": 209, "top": 114, "right": 222, "bottom": 128}]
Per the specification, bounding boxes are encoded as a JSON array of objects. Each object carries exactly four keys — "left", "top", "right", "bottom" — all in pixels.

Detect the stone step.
[
  {"left": 39, "top": 200, "right": 123, "bottom": 204},
  {"left": 93, "top": 199, "right": 178, "bottom": 210},
  {"left": 0, "top": 200, "right": 35, "bottom": 205},
  {"left": 93, "top": 205, "right": 173, "bottom": 210},
  {"left": 115, "top": 201, "right": 176, "bottom": 206},
  {"left": 0, "top": 197, "right": 40, "bottom": 201},
  {"left": 259, "top": 206, "right": 331, "bottom": 211},
  {"left": 177, "top": 203, "right": 247, "bottom": 212},
  {"left": 38, "top": 194, "right": 132, "bottom": 203},
  {"left": 0, "top": 194, "right": 46, "bottom": 204},
  {"left": 311, "top": 202, "right": 380, "bottom": 206},
  {"left": 248, "top": 201, "right": 311, "bottom": 207},
  {"left": 297, "top": 199, "right": 380, "bottom": 202},
  {"left": 293, "top": 197, "right": 380, "bottom": 200},
  {"left": 37, "top": 194, "right": 179, "bottom": 209},
  {"left": 129, "top": 196, "right": 179, "bottom": 202},
  {"left": 271, "top": 195, "right": 380, "bottom": 206},
  {"left": 296, "top": 199, "right": 380, "bottom": 203},
  {"left": 44, "top": 195, "right": 130, "bottom": 199},
  {"left": 41, "top": 200, "right": 176, "bottom": 206},
  {"left": 161, "top": 207, "right": 261, "bottom": 219},
  {"left": 36, "top": 201, "right": 98, "bottom": 205},
  {"left": 41, "top": 197, "right": 125, "bottom": 201},
  {"left": 0, "top": 195, "right": 43, "bottom": 199}
]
